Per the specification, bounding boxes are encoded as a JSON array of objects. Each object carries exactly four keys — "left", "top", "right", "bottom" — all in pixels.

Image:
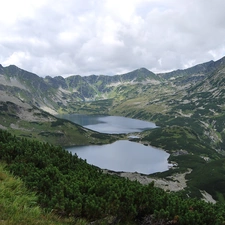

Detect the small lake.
[
  {"left": 58, "top": 114, "right": 157, "bottom": 134},
  {"left": 59, "top": 114, "right": 170, "bottom": 174},
  {"left": 67, "top": 140, "right": 170, "bottom": 174}
]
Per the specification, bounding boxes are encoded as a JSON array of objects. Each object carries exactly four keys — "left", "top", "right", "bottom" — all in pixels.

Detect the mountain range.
[
  {"left": 1, "top": 56, "right": 225, "bottom": 112},
  {"left": 1, "top": 56, "right": 225, "bottom": 201},
  {"left": 1, "top": 56, "right": 225, "bottom": 145}
]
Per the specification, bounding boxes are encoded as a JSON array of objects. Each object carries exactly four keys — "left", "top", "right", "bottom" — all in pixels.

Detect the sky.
[{"left": 0, "top": 0, "right": 225, "bottom": 77}]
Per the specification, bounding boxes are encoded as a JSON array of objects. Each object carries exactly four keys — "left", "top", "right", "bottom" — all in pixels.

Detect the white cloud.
[
  {"left": 3, "top": 51, "right": 31, "bottom": 68},
  {"left": 0, "top": 0, "right": 225, "bottom": 77}
]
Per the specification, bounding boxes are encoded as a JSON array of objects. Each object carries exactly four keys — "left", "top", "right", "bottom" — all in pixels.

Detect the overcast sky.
[{"left": 0, "top": 0, "right": 225, "bottom": 77}]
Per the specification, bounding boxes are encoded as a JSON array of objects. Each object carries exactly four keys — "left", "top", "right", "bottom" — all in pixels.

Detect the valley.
[{"left": 1, "top": 56, "right": 225, "bottom": 223}]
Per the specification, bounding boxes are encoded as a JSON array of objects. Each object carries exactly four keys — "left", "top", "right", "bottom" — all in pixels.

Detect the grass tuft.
[{"left": 0, "top": 163, "right": 70, "bottom": 225}]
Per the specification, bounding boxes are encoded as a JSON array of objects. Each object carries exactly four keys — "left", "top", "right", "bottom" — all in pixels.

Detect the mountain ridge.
[
  {"left": 2, "top": 56, "right": 225, "bottom": 202},
  {"left": 158, "top": 56, "right": 225, "bottom": 86},
  {"left": 0, "top": 65, "right": 163, "bottom": 113}
]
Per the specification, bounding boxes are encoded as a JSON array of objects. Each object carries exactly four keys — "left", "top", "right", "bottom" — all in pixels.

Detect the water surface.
[
  {"left": 59, "top": 114, "right": 157, "bottom": 134},
  {"left": 68, "top": 140, "right": 170, "bottom": 174},
  {"left": 62, "top": 114, "right": 170, "bottom": 174}
]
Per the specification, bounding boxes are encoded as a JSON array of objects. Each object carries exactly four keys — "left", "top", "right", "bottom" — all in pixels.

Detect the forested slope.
[
  {"left": 0, "top": 163, "right": 72, "bottom": 225},
  {"left": 1, "top": 129, "right": 225, "bottom": 224}
]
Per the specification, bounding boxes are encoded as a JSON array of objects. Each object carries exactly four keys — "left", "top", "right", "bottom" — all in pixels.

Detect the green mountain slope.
[
  {"left": 0, "top": 162, "right": 71, "bottom": 225},
  {"left": 0, "top": 64, "right": 162, "bottom": 114},
  {"left": 1, "top": 129, "right": 225, "bottom": 224},
  {"left": 2, "top": 56, "right": 225, "bottom": 202},
  {"left": 158, "top": 56, "right": 225, "bottom": 86},
  {"left": 0, "top": 92, "right": 116, "bottom": 146}
]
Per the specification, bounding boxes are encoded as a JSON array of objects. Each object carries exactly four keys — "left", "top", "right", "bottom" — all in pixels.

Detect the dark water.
[
  {"left": 58, "top": 114, "right": 157, "bottom": 134},
  {"left": 60, "top": 114, "right": 170, "bottom": 174}
]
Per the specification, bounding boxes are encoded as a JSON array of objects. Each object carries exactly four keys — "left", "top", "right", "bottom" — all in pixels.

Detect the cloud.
[{"left": 0, "top": 0, "right": 225, "bottom": 77}]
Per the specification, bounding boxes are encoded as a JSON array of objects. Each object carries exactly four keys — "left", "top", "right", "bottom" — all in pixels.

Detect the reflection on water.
[
  {"left": 67, "top": 140, "right": 171, "bottom": 174},
  {"left": 58, "top": 114, "right": 157, "bottom": 134},
  {"left": 61, "top": 114, "right": 169, "bottom": 174}
]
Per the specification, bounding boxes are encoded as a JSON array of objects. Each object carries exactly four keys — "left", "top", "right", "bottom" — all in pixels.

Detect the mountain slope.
[
  {"left": 2, "top": 56, "right": 225, "bottom": 202},
  {"left": 0, "top": 65, "right": 162, "bottom": 114},
  {"left": 0, "top": 89, "right": 117, "bottom": 146},
  {"left": 158, "top": 56, "right": 225, "bottom": 87},
  {"left": 1, "top": 57, "right": 225, "bottom": 150}
]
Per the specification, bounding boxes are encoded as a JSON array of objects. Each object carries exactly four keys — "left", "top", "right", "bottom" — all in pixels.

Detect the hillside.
[
  {"left": 1, "top": 129, "right": 225, "bottom": 225},
  {"left": 158, "top": 56, "right": 225, "bottom": 86},
  {"left": 0, "top": 86, "right": 117, "bottom": 146},
  {"left": 0, "top": 162, "right": 71, "bottom": 225},
  {"left": 0, "top": 64, "right": 162, "bottom": 114},
  {"left": 1, "top": 56, "right": 225, "bottom": 207}
]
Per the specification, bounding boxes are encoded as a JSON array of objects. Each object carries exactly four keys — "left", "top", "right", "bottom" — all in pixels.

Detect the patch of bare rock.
[{"left": 104, "top": 169, "right": 192, "bottom": 192}]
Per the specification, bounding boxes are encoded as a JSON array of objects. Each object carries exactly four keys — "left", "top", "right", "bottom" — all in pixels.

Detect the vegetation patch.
[{"left": 1, "top": 129, "right": 225, "bottom": 224}]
